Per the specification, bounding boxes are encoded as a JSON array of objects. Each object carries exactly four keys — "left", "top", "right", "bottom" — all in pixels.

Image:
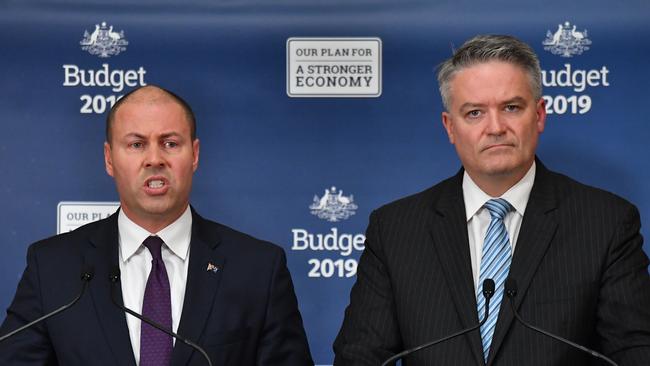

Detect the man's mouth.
[
  {"left": 483, "top": 143, "right": 514, "bottom": 151},
  {"left": 148, "top": 180, "right": 165, "bottom": 189},
  {"left": 144, "top": 177, "right": 169, "bottom": 195}
]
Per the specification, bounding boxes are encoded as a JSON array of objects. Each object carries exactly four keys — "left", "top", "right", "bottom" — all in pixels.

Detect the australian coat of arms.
[
  {"left": 80, "top": 22, "right": 129, "bottom": 58},
  {"left": 542, "top": 21, "right": 591, "bottom": 58},
  {"left": 310, "top": 186, "right": 358, "bottom": 222}
]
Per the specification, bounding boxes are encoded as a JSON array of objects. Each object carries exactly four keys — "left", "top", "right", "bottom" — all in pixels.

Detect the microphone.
[
  {"left": 381, "top": 279, "right": 496, "bottom": 366},
  {"left": 108, "top": 266, "right": 213, "bottom": 366},
  {"left": 0, "top": 266, "right": 94, "bottom": 343},
  {"left": 504, "top": 278, "right": 618, "bottom": 366}
]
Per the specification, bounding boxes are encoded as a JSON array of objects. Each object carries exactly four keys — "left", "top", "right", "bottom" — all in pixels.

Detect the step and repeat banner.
[{"left": 1, "top": 1, "right": 648, "bottom": 363}]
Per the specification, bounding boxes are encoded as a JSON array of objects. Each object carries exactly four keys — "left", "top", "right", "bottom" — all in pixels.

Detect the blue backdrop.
[{"left": 1, "top": 1, "right": 648, "bottom": 364}]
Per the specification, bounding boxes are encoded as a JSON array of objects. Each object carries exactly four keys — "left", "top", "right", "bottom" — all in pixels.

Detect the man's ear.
[
  {"left": 442, "top": 112, "right": 455, "bottom": 144},
  {"left": 104, "top": 142, "right": 114, "bottom": 177},
  {"left": 192, "top": 139, "right": 200, "bottom": 172},
  {"left": 536, "top": 98, "right": 547, "bottom": 133}
]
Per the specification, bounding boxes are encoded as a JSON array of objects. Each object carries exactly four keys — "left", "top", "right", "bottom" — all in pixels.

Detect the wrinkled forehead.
[{"left": 112, "top": 92, "right": 190, "bottom": 135}]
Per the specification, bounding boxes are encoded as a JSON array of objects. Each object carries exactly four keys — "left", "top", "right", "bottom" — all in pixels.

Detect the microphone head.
[
  {"left": 482, "top": 279, "right": 495, "bottom": 299},
  {"left": 505, "top": 278, "right": 517, "bottom": 298},
  {"left": 109, "top": 266, "right": 121, "bottom": 283},
  {"left": 80, "top": 265, "right": 94, "bottom": 281}
]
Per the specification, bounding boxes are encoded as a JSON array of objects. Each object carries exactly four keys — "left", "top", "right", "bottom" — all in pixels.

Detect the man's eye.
[
  {"left": 164, "top": 141, "right": 178, "bottom": 148},
  {"left": 130, "top": 142, "right": 144, "bottom": 149},
  {"left": 505, "top": 104, "right": 520, "bottom": 112},
  {"left": 467, "top": 110, "right": 482, "bottom": 118}
]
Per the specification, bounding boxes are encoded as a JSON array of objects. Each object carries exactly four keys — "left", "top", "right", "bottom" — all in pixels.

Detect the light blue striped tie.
[{"left": 477, "top": 198, "right": 513, "bottom": 362}]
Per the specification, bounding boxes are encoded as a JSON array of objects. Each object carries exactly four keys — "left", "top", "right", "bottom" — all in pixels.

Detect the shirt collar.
[
  {"left": 118, "top": 206, "right": 193, "bottom": 262},
  {"left": 462, "top": 161, "right": 536, "bottom": 221}
]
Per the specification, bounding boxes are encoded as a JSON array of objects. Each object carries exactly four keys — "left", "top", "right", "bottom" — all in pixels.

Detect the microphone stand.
[
  {"left": 505, "top": 278, "right": 618, "bottom": 366},
  {"left": 109, "top": 267, "right": 213, "bottom": 366},
  {"left": 0, "top": 268, "right": 93, "bottom": 343},
  {"left": 381, "top": 279, "right": 496, "bottom": 366}
]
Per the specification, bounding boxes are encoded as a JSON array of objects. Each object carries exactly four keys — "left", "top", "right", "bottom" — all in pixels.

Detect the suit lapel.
[
  {"left": 429, "top": 172, "right": 486, "bottom": 366},
  {"left": 172, "top": 210, "right": 225, "bottom": 366},
  {"left": 84, "top": 212, "right": 137, "bottom": 366},
  {"left": 486, "top": 162, "right": 559, "bottom": 365}
]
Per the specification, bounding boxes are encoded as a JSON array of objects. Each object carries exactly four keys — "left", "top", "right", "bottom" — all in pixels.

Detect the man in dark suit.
[
  {"left": 334, "top": 35, "right": 650, "bottom": 365},
  {"left": 0, "top": 85, "right": 313, "bottom": 365}
]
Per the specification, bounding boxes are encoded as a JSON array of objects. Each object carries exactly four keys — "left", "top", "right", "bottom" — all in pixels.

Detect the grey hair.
[{"left": 437, "top": 34, "right": 542, "bottom": 111}]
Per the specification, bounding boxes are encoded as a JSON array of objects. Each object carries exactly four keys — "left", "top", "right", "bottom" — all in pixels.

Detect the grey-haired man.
[{"left": 334, "top": 35, "right": 650, "bottom": 366}]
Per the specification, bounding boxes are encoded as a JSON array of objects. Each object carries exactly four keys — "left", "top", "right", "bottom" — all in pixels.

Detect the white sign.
[
  {"left": 287, "top": 37, "right": 382, "bottom": 97},
  {"left": 57, "top": 201, "right": 119, "bottom": 234}
]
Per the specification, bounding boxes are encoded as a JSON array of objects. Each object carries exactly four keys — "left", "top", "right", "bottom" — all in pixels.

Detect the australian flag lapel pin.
[{"left": 206, "top": 262, "right": 219, "bottom": 273}]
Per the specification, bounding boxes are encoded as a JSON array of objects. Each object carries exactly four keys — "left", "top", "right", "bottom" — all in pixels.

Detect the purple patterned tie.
[{"left": 140, "top": 236, "right": 172, "bottom": 366}]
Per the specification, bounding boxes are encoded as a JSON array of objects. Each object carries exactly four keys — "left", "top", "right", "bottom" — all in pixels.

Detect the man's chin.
[
  {"left": 480, "top": 161, "right": 519, "bottom": 177},
  {"left": 129, "top": 199, "right": 175, "bottom": 218},
  {"left": 141, "top": 203, "right": 175, "bottom": 217},
  {"left": 481, "top": 158, "right": 532, "bottom": 178}
]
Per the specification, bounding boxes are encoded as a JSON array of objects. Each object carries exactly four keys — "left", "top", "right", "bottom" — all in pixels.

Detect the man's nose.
[
  {"left": 485, "top": 110, "right": 507, "bottom": 135},
  {"left": 144, "top": 146, "right": 166, "bottom": 168}
]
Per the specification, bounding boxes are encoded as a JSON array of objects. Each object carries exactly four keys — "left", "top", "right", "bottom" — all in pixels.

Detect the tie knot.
[
  {"left": 143, "top": 236, "right": 164, "bottom": 261},
  {"left": 484, "top": 198, "right": 512, "bottom": 220}
]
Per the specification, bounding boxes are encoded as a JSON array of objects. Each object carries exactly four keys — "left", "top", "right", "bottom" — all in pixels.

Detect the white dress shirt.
[
  {"left": 118, "top": 206, "right": 192, "bottom": 365},
  {"left": 463, "top": 162, "right": 536, "bottom": 291}
]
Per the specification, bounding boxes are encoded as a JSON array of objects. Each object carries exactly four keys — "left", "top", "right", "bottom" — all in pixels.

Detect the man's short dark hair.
[{"left": 105, "top": 85, "right": 197, "bottom": 144}]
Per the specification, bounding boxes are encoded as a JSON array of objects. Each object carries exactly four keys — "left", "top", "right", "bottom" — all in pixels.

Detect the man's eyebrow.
[
  {"left": 123, "top": 132, "right": 146, "bottom": 139},
  {"left": 459, "top": 102, "right": 486, "bottom": 111},
  {"left": 502, "top": 96, "right": 527, "bottom": 105},
  {"left": 160, "top": 132, "right": 183, "bottom": 139},
  {"left": 458, "top": 97, "right": 529, "bottom": 111},
  {"left": 120, "top": 132, "right": 185, "bottom": 140}
]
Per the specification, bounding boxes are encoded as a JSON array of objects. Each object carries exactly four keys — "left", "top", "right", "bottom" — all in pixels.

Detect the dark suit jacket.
[
  {"left": 0, "top": 208, "right": 314, "bottom": 365},
  {"left": 334, "top": 161, "right": 650, "bottom": 365}
]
